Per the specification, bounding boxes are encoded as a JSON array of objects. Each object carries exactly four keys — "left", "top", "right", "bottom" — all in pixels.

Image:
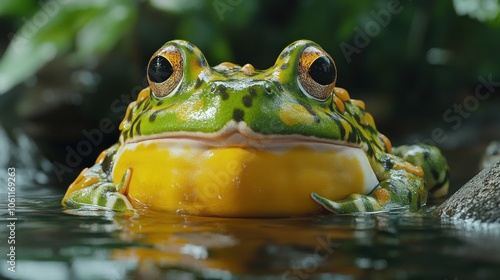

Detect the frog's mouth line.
[{"left": 126, "top": 120, "right": 363, "bottom": 150}]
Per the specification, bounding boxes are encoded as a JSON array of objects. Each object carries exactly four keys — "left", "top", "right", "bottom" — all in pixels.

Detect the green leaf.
[
  {"left": 0, "top": 0, "right": 37, "bottom": 16},
  {"left": 0, "top": 0, "right": 137, "bottom": 95},
  {"left": 75, "top": 3, "right": 136, "bottom": 59}
]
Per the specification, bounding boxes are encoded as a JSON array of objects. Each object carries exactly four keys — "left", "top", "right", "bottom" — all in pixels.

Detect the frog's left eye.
[
  {"left": 147, "top": 45, "right": 183, "bottom": 98},
  {"left": 297, "top": 46, "right": 336, "bottom": 100}
]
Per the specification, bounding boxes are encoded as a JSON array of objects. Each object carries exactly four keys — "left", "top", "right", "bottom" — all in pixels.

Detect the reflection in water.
[{"left": 1, "top": 195, "right": 500, "bottom": 279}]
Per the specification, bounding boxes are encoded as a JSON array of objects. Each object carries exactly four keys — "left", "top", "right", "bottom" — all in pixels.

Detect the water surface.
[{"left": 1, "top": 188, "right": 499, "bottom": 280}]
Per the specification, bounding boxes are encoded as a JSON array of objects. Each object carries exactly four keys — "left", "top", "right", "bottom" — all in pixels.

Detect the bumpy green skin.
[
  {"left": 63, "top": 40, "right": 450, "bottom": 214},
  {"left": 393, "top": 144, "right": 450, "bottom": 198}
]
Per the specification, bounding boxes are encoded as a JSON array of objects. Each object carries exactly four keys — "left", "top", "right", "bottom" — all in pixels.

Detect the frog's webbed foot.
[
  {"left": 311, "top": 193, "right": 382, "bottom": 214},
  {"left": 63, "top": 168, "right": 134, "bottom": 213}
]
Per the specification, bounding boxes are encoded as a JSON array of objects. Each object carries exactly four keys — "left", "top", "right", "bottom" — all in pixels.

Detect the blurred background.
[{"left": 0, "top": 0, "right": 499, "bottom": 193}]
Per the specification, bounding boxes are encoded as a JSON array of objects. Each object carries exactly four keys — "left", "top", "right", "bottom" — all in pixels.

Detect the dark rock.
[{"left": 435, "top": 161, "right": 500, "bottom": 224}]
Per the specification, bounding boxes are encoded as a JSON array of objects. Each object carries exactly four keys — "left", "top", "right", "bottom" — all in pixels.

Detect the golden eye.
[
  {"left": 297, "top": 46, "right": 337, "bottom": 100},
  {"left": 147, "top": 45, "right": 183, "bottom": 98}
]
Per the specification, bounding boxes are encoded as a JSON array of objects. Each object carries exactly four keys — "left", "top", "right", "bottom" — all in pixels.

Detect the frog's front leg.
[
  {"left": 312, "top": 154, "right": 427, "bottom": 213},
  {"left": 61, "top": 146, "right": 135, "bottom": 212}
]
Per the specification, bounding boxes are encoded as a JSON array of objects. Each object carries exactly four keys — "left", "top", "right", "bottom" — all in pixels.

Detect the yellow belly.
[{"left": 112, "top": 139, "right": 378, "bottom": 217}]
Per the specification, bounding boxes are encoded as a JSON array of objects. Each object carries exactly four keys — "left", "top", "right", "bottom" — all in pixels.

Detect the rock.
[{"left": 435, "top": 161, "right": 500, "bottom": 224}]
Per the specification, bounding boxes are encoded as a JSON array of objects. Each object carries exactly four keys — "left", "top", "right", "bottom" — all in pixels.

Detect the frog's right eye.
[{"left": 147, "top": 45, "right": 183, "bottom": 98}]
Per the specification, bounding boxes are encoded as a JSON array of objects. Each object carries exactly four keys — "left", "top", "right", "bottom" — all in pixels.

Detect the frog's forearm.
[
  {"left": 62, "top": 168, "right": 134, "bottom": 212},
  {"left": 312, "top": 154, "right": 427, "bottom": 213},
  {"left": 62, "top": 146, "right": 135, "bottom": 212},
  {"left": 63, "top": 183, "right": 133, "bottom": 211},
  {"left": 312, "top": 173, "right": 426, "bottom": 213}
]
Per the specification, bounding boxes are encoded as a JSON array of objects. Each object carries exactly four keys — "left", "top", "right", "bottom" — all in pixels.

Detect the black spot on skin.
[
  {"left": 233, "top": 109, "right": 245, "bottom": 122},
  {"left": 431, "top": 169, "right": 440, "bottom": 181},
  {"left": 280, "top": 48, "right": 292, "bottom": 59},
  {"left": 149, "top": 110, "right": 161, "bottom": 122},
  {"left": 242, "top": 95, "right": 253, "bottom": 107},
  {"left": 101, "top": 150, "right": 114, "bottom": 171},
  {"left": 219, "top": 85, "right": 229, "bottom": 100},
  {"left": 325, "top": 112, "right": 348, "bottom": 141},
  {"left": 156, "top": 100, "right": 164, "bottom": 106},
  {"left": 195, "top": 77, "right": 204, "bottom": 89},
  {"left": 348, "top": 129, "right": 360, "bottom": 144},
  {"left": 135, "top": 120, "right": 142, "bottom": 136},
  {"left": 430, "top": 170, "right": 449, "bottom": 193},
  {"left": 143, "top": 100, "right": 153, "bottom": 111},
  {"left": 185, "top": 44, "right": 194, "bottom": 53},
  {"left": 272, "top": 81, "right": 284, "bottom": 92},
  {"left": 280, "top": 63, "right": 289, "bottom": 70},
  {"left": 423, "top": 150, "right": 430, "bottom": 161},
  {"left": 249, "top": 87, "right": 257, "bottom": 97},
  {"left": 352, "top": 112, "right": 361, "bottom": 123},
  {"left": 407, "top": 192, "right": 412, "bottom": 204},
  {"left": 199, "top": 57, "right": 207, "bottom": 67},
  {"left": 382, "top": 157, "right": 394, "bottom": 170},
  {"left": 297, "top": 100, "right": 320, "bottom": 123}
]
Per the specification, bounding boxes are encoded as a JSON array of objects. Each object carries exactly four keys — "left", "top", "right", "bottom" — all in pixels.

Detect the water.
[{"left": 1, "top": 189, "right": 500, "bottom": 280}]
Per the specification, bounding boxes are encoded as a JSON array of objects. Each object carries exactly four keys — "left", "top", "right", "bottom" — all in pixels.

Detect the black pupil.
[
  {"left": 148, "top": 56, "right": 173, "bottom": 83},
  {"left": 308, "top": 57, "right": 335, "bottom": 85}
]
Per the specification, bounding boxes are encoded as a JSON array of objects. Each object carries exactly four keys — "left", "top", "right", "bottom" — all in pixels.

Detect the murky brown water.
[{"left": 1, "top": 186, "right": 500, "bottom": 280}]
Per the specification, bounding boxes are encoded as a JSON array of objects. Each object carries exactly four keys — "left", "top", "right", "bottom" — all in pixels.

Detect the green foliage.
[{"left": 0, "top": 0, "right": 136, "bottom": 94}]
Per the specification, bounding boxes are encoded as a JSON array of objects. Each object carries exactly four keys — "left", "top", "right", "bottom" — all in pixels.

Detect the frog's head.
[{"left": 119, "top": 40, "right": 387, "bottom": 154}]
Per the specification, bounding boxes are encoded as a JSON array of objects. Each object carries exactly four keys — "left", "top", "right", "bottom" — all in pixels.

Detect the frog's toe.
[
  {"left": 311, "top": 193, "right": 382, "bottom": 214},
  {"left": 98, "top": 191, "right": 133, "bottom": 211}
]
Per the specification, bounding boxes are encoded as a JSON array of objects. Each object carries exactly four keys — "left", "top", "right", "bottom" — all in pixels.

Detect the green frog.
[{"left": 62, "top": 40, "right": 449, "bottom": 217}]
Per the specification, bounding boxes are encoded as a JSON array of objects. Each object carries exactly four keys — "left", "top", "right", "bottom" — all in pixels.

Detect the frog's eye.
[
  {"left": 297, "top": 46, "right": 336, "bottom": 100},
  {"left": 148, "top": 56, "right": 172, "bottom": 83},
  {"left": 147, "top": 45, "right": 183, "bottom": 98}
]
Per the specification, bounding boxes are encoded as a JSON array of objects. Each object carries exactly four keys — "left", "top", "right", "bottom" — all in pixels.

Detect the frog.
[{"left": 61, "top": 40, "right": 449, "bottom": 217}]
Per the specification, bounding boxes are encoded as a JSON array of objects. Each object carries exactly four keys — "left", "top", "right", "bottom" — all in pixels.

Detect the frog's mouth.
[{"left": 127, "top": 120, "right": 361, "bottom": 149}]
